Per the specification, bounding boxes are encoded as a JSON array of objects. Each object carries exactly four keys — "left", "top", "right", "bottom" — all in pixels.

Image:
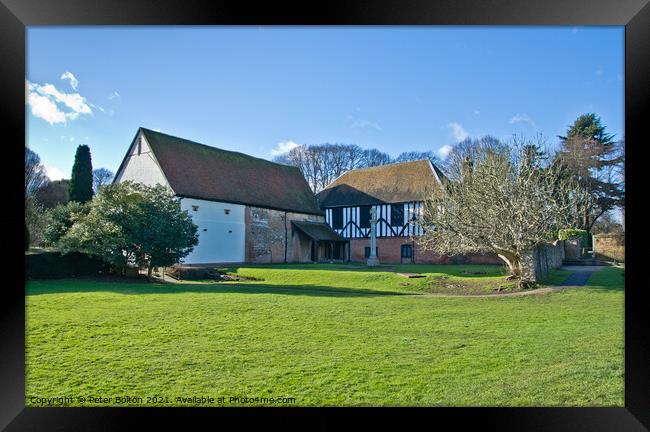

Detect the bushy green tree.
[
  {"left": 43, "top": 201, "right": 89, "bottom": 246},
  {"left": 60, "top": 182, "right": 198, "bottom": 278},
  {"left": 69, "top": 145, "right": 94, "bottom": 203}
]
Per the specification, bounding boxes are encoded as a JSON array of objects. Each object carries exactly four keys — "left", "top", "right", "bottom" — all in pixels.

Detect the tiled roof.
[
  {"left": 291, "top": 221, "right": 347, "bottom": 242},
  {"left": 317, "top": 159, "right": 443, "bottom": 207},
  {"left": 138, "top": 128, "right": 323, "bottom": 215}
]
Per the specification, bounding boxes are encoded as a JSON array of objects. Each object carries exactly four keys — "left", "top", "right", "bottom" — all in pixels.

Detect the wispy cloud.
[
  {"left": 271, "top": 140, "right": 302, "bottom": 156},
  {"left": 473, "top": 109, "right": 481, "bottom": 116},
  {"left": 108, "top": 91, "right": 120, "bottom": 100},
  {"left": 509, "top": 113, "right": 537, "bottom": 129},
  {"left": 437, "top": 144, "right": 453, "bottom": 158},
  {"left": 60, "top": 71, "right": 79, "bottom": 90},
  {"left": 26, "top": 79, "right": 93, "bottom": 124},
  {"left": 448, "top": 122, "right": 469, "bottom": 142},
  {"left": 347, "top": 115, "right": 383, "bottom": 132}
]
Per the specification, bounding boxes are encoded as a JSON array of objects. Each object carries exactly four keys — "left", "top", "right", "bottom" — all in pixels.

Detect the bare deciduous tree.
[
  {"left": 25, "top": 147, "right": 49, "bottom": 196},
  {"left": 419, "top": 138, "right": 584, "bottom": 286},
  {"left": 275, "top": 143, "right": 390, "bottom": 192}
]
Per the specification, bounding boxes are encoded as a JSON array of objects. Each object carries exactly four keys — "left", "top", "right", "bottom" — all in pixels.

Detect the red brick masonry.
[{"left": 349, "top": 238, "right": 502, "bottom": 265}]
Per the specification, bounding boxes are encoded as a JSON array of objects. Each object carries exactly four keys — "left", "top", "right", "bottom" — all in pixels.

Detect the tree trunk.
[
  {"left": 147, "top": 265, "right": 153, "bottom": 281},
  {"left": 496, "top": 252, "right": 521, "bottom": 278},
  {"left": 496, "top": 251, "right": 535, "bottom": 289}
]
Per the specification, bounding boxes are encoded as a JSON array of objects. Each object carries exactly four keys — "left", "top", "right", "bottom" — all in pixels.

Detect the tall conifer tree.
[{"left": 69, "top": 145, "right": 94, "bottom": 203}]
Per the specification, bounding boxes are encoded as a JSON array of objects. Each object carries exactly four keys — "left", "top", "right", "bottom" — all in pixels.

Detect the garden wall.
[
  {"left": 594, "top": 233, "right": 625, "bottom": 262},
  {"left": 522, "top": 240, "right": 565, "bottom": 282}
]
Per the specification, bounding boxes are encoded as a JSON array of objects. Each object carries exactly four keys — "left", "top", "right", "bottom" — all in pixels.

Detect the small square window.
[
  {"left": 224, "top": 209, "right": 230, "bottom": 215},
  {"left": 401, "top": 244, "right": 413, "bottom": 258},
  {"left": 364, "top": 247, "right": 378, "bottom": 258},
  {"left": 192, "top": 205, "right": 199, "bottom": 211}
]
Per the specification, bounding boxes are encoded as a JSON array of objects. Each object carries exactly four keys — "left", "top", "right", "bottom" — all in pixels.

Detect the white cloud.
[
  {"left": 108, "top": 91, "right": 120, "bottom": 100},
  {"left": 271, "top": 140, "right": 302, "bottom": 156},
  {"left": 26, "top": 79, "right": 93, "bottom": 124},
  {"left": 448, "top": 122, "right": 469, "bottom": 142},
  {"left": 437, "top": 144, "right": 453, "bottom": 158},
  {"left": 44, "top": 164, "right": 67, "bottom": 181},
  {"left": 27, "top": 90, "right": 66, "bottom": 124},
  {"left": 509, "top": 113, "right": 537, "bottom": 128},
  {"left": 60, "top": 71, "right": 79, "bottom": 90},
  {"left": 473, "top": 109, "right": 481, "bottom": 115}
]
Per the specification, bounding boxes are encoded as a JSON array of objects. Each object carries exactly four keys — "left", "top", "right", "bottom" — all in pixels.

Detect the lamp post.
[{"left": 367, "top": 206, "right": 380, "bottom": 267}]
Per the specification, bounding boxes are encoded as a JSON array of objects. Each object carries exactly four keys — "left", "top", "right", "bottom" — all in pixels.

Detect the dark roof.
[
  {"left": 134, "top": 128, "right": 322, "bottom": 215},
  {"left": 317, "top": 159, "right": 443, "bottom": 207},
  {"left": 291, "top": 221, "right": 347, "bottom": 242}
]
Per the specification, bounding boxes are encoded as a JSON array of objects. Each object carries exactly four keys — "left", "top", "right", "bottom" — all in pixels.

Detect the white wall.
[
  {"left": 180, "top": 198, "right": 246, "bottom": 264},
  {"left": 114, "top": 133, "right": 170, "bottom": 188}
]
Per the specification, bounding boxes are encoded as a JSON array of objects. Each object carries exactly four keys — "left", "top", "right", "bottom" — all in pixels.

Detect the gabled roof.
[
  {"left": 127, "top": 128, "right": 322, "bottom": 215},
  {"left": 317, "top": 159, "right": 444, "bottom": 208},
  {"left": 291, "top": 221, "right": 347, "bottom": 242}
]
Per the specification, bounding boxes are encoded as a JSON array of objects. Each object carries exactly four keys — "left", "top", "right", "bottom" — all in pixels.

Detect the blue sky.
[{"left": 26, "top": 26, "right": 624, "bottom": 180}]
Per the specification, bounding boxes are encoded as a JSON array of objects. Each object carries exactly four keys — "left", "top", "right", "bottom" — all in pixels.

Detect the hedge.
[
  {"left": 25, "top": 250, "right": 110, "bottom": 280},
  {"left": 558, "top": 228, "right": 590, "bottom": 247}
]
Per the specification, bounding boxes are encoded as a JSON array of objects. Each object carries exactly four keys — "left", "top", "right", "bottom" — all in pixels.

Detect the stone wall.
[
  {"left": 521, "top": 240, "right": 565, "bottom": 282},
  {"left": 594, "top": 233, "right": 625, "bottom": 262},
  {"left": 348, "top": 237, "right": 502, "bottom": 265},
  {"left": 245, "top": 206, "right": 324, "bottom": 263},
  {"left": 563, "top": 237, "right": 583, "bottom": 259}
]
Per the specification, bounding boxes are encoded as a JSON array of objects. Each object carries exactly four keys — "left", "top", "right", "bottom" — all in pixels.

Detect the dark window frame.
[
  {"left": 359, "top": 205, "right": 372, "bottom": 229},
  {"left": 364, "top": 246, "right": 378, "bottom": 258},
  {"left": 391, "top": 204, "right": 404, "bottom": 227},
  {"left": 331, "top": 207, "right": 344, "bottom": 229},
  {"left": 401, "top": 244, "right": 413, "bottom": 258}
]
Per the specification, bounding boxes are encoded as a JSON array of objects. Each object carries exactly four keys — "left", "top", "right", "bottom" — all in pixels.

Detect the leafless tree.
[
  {"left": 394, "top": 150, "right": 439, "bottom": 165},
  {"left": 275, "top": 143, "right": 390, "bottom": 192},
  {"left": 419, "top": 138, "right": 584, "bottom": 286},
  {"left": 25, "top": 147, "right": 49, "bottom": 196},
  {"left": 92, "top": 168, "right": 115, "bottom": 193}
]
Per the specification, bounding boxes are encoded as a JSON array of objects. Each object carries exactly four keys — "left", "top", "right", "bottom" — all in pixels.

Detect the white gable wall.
[
  {"left": 114, "top": 133, "right": 170, "bottom": 188},
  {"left": 115, "top": 132, "right": 246, "bottom": 264},
  {"left": 180, "top": 198, "right": 246, "bottom": 264}
]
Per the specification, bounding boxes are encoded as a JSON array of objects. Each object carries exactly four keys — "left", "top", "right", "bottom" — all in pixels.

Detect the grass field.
[{"left": 25, "top": 264, "right": 624, "bottom": 407}]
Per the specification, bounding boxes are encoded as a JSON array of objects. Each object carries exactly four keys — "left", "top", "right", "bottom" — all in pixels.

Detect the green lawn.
[{"left": 25, "top": 264, "right": 624, "bottom": 407}]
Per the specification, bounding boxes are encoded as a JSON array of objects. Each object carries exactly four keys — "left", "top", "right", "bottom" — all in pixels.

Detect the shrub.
[
  {"left": 558, "top": 228, "right": 590, "bottom": 247},
  {"left": 60, "top": 182, "right": 198, "bottom": 277},
  {"left": 43, "top": 201, "right": 89, "bottom": 246},
  {"left": 25, "top": 250, "right": 109, "bottom": 280}
]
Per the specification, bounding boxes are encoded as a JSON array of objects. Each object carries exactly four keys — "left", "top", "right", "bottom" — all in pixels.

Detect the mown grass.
[{"left": 25, "top": 265, "right": 623, "bottom": 407}]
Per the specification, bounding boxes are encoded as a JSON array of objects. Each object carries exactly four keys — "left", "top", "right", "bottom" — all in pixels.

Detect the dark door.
[{"left": 311, "top": 241, "right": 318, "bottom": 262}]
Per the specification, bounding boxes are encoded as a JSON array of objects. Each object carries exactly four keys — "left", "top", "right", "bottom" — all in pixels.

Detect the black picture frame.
[{"left": 3, "top": 0, "right": 648, "bottom": 430}]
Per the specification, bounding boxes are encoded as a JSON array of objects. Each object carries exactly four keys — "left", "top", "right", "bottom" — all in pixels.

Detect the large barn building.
[
  {"left": 114, "top": 128, "right": 346, "bottom": 264},
  {"left": 317, "top": 160, "right": 500, "bottom": 265}
]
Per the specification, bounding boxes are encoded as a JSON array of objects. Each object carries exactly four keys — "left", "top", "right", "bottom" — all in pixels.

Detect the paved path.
[{"left": 560, "top": 271, "right": 593, "bottom": 286}]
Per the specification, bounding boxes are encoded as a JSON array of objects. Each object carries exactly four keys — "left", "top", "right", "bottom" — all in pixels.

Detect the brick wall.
[
  {"left": 245, "top": 206, "right": 324, "bottom": 263},
  {"left": 348, "top": 237, "right": 502, "bottom": 265},
  {"left": 594, "top": 233, "right": 625, "bottom": 262}
]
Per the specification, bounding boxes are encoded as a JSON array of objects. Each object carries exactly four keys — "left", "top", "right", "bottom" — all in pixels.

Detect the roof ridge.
[{"left": 139, "top": 127, "right": 300, "bottom": 172}]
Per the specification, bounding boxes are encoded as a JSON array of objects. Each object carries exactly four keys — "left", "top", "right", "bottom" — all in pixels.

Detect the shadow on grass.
[
  {"left": 26, "top": 279, "right": 413, "bottom": 298},
  {"left": 220, "top": 263, "right": 506, "bottom": 279}
]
